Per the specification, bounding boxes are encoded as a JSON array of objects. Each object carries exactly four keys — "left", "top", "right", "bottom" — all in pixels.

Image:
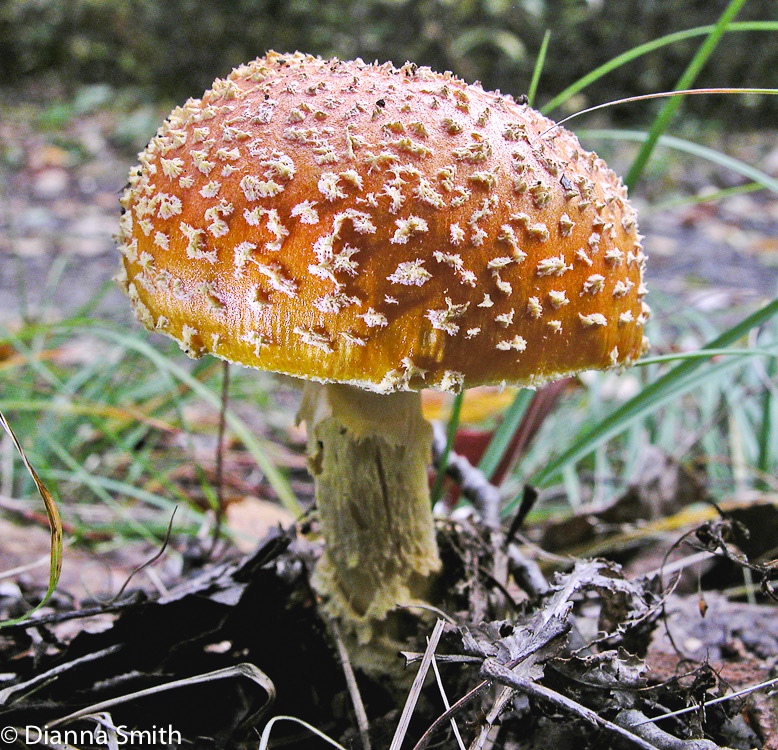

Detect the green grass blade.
[
  {"left": 541, "top": 21, "right": 778, "bottom": 115},
  {"left": 757, "top": 354, "right": 777, "bottom": 485},
  {"left": 45, "top": 437, "right": 160, "bottom": 541},
  {"left": 580, "top": 129, "right": 778, "bottom": 195},
  {"left": 526, "top": 355, "right": 747, "bottom": 499},
  {"left": 527, "top": 30, "right": 551, "bottom": 108},
  {"left": 645, "top": 182, "right": 763, "bottom": 214},
  {"left": 84, "top": 326, "right": 301, "bottom": 515},
  {"left": 431, "top": 390, "right": 464, "bottom": 505},
  {"left": 0, "top": 410, "right": 63, "bottom": 627},
  {"left": 8, "top": 317, "right": 300, "bottom": 515},
  {"left": 3, "top": 327, "right": 66, "bottom": 392},
  {"left": 44, "top": 468, "right": 192, "bottom": 517},
  {"left": 624, "top": 0, "right": 749, "bottom": 189},
  {"left": 0, "top": 398, "right": 174, "bottom": 429},
  {"left": 522, "top": 296, "right": 778, "bottom": 496},
  {"left": 478, "top": 388, "right": 534, "bottom": 479},
  {"left": 636, "top": 347, "right": 778, "bottom": 366}
]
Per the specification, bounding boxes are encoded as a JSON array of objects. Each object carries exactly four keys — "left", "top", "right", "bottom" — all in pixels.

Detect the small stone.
[{"left": 33, "top": 168, "right": 69, "bottom": 199}]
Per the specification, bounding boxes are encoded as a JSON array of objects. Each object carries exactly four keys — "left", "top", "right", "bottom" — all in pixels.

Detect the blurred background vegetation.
[{"left": 2, "top": 0, "right": 777, "bottom": 127}]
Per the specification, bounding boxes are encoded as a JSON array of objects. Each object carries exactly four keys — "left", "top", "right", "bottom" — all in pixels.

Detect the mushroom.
[{"left": 117, "top": 51, "right": 648, "bottom": 654}]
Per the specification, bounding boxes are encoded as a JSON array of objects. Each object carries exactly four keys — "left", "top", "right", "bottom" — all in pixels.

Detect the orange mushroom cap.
[{"left": 117, "top": 51, "right": 649, "bottom": 393}]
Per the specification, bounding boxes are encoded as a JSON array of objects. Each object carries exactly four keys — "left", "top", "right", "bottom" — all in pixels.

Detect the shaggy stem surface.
[{"left": 299, "top": 382, "right": 441, "bottom": 644}]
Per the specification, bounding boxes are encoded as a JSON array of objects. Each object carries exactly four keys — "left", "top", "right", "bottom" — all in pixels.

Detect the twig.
[
  {"left": 330, "top": 621, "right": 371, "bottom": 750},
  {"left": 401, "top": 652, "right": 481, "bottom": 666},
  {"left": 616, "top": 710, "right": 720, "bottom": 750},
  {"left": 481, "top": 658, "right": 659, "bottom": 750},
  {"left": 632, "top": 674, "right": 778, "bottom": 726},
  {"left": 504, "top": 485, "right": 538, "bottom": 546},
  {"left": 431, "top": 422, "right": 502, "bottom": 528},
  {"left": 0, "top": 591, "right": 147, "bottom": 630},
  {"left": 413, "top": 619, "right": 570, "bottom": 750},
  {"left": 390, "top": 619, "right": 446, "bottom": 750},
  {"left": 643, "top": 550, "right": 716, "bottom": 581},
  {"left": 655, "top": 529, "right": 715, "bottom": 663}
]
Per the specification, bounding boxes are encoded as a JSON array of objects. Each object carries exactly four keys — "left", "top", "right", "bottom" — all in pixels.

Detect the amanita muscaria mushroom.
[{"left": 117, "top": 51, "right": 648, "bottom": 647}]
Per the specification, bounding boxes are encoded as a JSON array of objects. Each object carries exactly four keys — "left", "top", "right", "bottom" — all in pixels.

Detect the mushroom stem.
[{"left": 299, "top": 382, "right": 441, "bottom": 639}]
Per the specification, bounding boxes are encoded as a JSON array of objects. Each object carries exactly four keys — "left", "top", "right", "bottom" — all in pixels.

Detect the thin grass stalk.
[
  {"left": 478, "top": 388, "right": 534, "bottom": 480},
  {"left": 541, "top": 21, "right": 778, "bottom": 116},
  {"left": 727, "top": 392, "right": 750, "bottom": 494},
  {"left": 645, "top": 181, "right": 763, "bottom": 213},
  {"left": 527, "top": 30, "right": 551, "bottom": 108},
  {"left": 700, "top": 376, "right": 731, "bottom": 492},
  {"left": 562, "top": 463, "right": 582, "bottom": 509},
  {"left": 757, "top": 352, "right": 777, "bottom": 486},
  {"left": 431, "top": 391, "right": 464, "bottom": 504},
  {"left": 209, "top": 361, "right": 230, "bottom": 555},
  {"left": 0, "top": 430, "right": 13, "bottom": 497},
  {"left": 624, "top": 0, "right": 749, "bottom": 189},
  {"left": 258, "top": 716, "right": 347, "bottom": 750}
]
